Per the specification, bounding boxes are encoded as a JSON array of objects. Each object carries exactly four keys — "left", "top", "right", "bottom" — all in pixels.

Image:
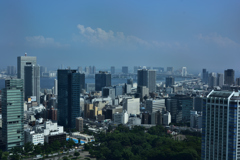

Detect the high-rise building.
[
  {"left": 7, "top": 66, "right": 16, "bottom": 75},
  {"left": 85, "top": 66, "right": 90, "bottom": 74},
  {"left": 114, "top": 85, "right": 123, "bottom": 97},
  {"left": 127, "top": 78, "right": 133, "bottom": 87},
  {"left": 92, "top": 66, "right": 96, "bottom": 74},
  {"left": 24, "top": 65, "right": 40, "bottom": 104},
  {"left": 40, "top": 66, "right": 47, "bottom": 77},
  {"left": 193, "top": 96, "right": 203, "bottom": 112},
  {"left": 57, "top": 69, "right": 81, "bottom": 128},
  {"left": 201, "top": 90, "right": 240, "bottom": 159},
  {"left": 167, "top": 67, "right": 174, "bottom": 73},
  {"left": 217, "top": 73, "right": 224, "bottom": 87},
  {"left": 146, "top": 99, "right": 166, "bottom": 113},
  {"left": 102, "top": 87, "right": 115, "bottom": 99},
  {"left": 202, "top": 69, "right": 209, "bottom": 84},
  {"left": 166, "top": 95, "right": 193, "bottom": 123},
  {"left": 17, "top": 55, "right": 37, "bottom": 79},
  {"left": 137, "top": 68, "right": 156, "bottom": 92},
  {"left": 95, "top": 71, "right": 111, "bottom": 91},
  {"left": 236, "top": 78, "right": 240, "bottom": 86},
  {"left": 79, "top": 73, "right": 85, "bottom": 92},
  {"left": 166, "top": 76, "right": 175, "bottom": 87},
  {"left": 2, "top": 79, "right": 24, "bottom": 150},
  {"left": 224, "top": 69, "right": 235, "bottom": 85},
  {"left": 122, "top": 66, "right": 128, "bottom": 74},
  {"left": 54, "top": 79, "right": 58, "bottom": 95},
  {"left": 134, "top": 66, "right": 142, "bottom": 74},
  {"left": 77, "top": 66, "right": 82, "bottom": 73},
  {"left": 76, "top": 117, "right": 83, "bottom": 132},
  {"left": 153, "top": 67, "right": 164, "bottom": 73},
  {"left": 110, "top": 66, "right": 115, "bottom": 74},
  {"left": 208, "top": 72, "right": 217, "bottom": 88},
  {"left": 182, "top": 67, "right": 187, "bottom": 77}
]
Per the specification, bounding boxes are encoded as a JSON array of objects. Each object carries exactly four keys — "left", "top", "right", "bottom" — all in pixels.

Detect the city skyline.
[{"left": 0, "top": 1, "right": 240, "bottom": 73}]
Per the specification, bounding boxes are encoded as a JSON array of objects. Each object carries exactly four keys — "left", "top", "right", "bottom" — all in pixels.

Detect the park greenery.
[
  {"left": 0, "top": 138, "right": 78, "bottom": 160},
  {"left": 85, "top": 124, "right": 201, "bottom": 160}
]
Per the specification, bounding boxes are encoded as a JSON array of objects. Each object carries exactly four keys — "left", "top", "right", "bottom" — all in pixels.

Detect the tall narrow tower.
[{"left": 2, "top": 79, "right": 24, "bottom": 150}]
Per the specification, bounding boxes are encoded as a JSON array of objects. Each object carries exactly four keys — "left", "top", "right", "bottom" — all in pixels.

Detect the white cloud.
[
  {"left": 198, "top": 33, "right": 239, "bottom": 47},
  {"left": 25, "top": 36, "right": 68, "bottom": 48},
  {"left": 76, "top": 24, "right": 180, "bottom": 48}
]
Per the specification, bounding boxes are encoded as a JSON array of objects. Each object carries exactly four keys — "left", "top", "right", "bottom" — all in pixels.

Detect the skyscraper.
[
  {"left": 167, "top": 67, "right": 174, "bottom": 73},
  {"left": 54, "top": 79, "right": 58, "bottom": 95},
  {"left": 202, "top": 69, "right": 209, "bottom": 84},
  {"left": 79, "top": 73, "right": 85, "bottom": 92},
  {"left": 224, "top": 69, "right": 235, "bottom": 85},
  {"left": 111, "top": 66, "right": 115, "bottom": 74},
  {"left": 95, "top": 71, "right": 111, "bottom": 91},
  {"left": 166, "top": 76, "right": 175, "bottom": 87},
  {"left": 208, "top": 72, "right": 217, "bottom": 88},
  {"left": 217, "top": 73, "right": 224, "bottom": 87},
  {"left": 202, "top": 90, "right": 240, "bottom": 159},
  {"left": 122, "top": 66, "right": 128, "bottom": 74},
  {"left": 24, "top": 65, "right": 40, "bottom": 104},
  {"left": 7, "top": 66, "right": 16, "bottom": 75},
  {"left": 236, "top": 78, "right": 240, "bottom": 86},
  {"left": 182, "top": 67, "right": 187, "bottom": 77},
  {"left": 17, "top": 55, "right": 37, "bottom": 79},
  {"left": 58, "top": 69, "right": 81, "bottom": 128},
  {"left": 2, "top": 79, "right": 24, "bottom": 150},
  {"left": 137, "top": 68, "right": 156, "bottom": 92},
  {"left": 92, "top": 66, "right": 96, "bottom": 74}
]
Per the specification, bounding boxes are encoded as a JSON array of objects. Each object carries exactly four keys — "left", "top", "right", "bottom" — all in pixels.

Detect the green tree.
[
  {"left": 62, "top": 156, "right": 69, "bottom": 160},
  {"left": 74, "top": 151, "right": 80, "bottom": 159},
  {"left": 24, "top": 142, "right": 34, "bottom": 154}
]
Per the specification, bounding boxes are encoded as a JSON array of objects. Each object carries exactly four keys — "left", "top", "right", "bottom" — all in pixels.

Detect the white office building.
[
  {"left": 123, "top": 98, "right": 140, "bottom": 115},
  {"left": 113, "top": 110, "right": 129, "bottom": 124},
  {"left": 146, "top": 99, "right": 166, "bottom": 113},
  {"left": 163, "top": 111, "right": 171, "bottom": 125}
]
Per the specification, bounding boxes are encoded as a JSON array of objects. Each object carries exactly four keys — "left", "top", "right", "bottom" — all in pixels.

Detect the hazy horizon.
[{"left": 1, "top": 1, "right": 240, "bottom": 74}]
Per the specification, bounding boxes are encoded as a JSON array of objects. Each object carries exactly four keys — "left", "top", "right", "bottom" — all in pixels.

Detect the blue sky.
[{"left": 0, "top": 1, "right": 240, "bottom": 73}]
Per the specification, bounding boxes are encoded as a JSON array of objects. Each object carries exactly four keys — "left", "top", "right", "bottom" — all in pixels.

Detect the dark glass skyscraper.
[
  {"left": 137, "top": 68, "right": 156, "bottom": 92},
  {"left": 2, "top": 79, "right": 24, "bottom": 150},
  {"left": 24, "top": 64, "right": 40, "bottom": 104},
  {"left": 166, "top": 76, "right": 175, "bottom": 87},
  {"left": 224, "top": 69, "right": 235, "bottom": 85},
  {"left": 58, "top": 69, "right": 81, "bottom": 128},
  {"left": 202, "top": 69, "right": 208, "bottom": 84},
  {"left": 95, "top": 71, "right": 111, "bottom": 91},
  {"left": 122, "top": 66, "right": 128, "bottom": 74}
]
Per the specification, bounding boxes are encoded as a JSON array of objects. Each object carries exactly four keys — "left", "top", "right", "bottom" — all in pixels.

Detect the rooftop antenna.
[{"left": 25, "top": 52, "right": 27, "bottom": 56}]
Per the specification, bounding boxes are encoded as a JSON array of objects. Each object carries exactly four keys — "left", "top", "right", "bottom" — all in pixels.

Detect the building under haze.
[
  {"left": 137, "top": 68, "right": 156, "bottom": 92},
  {"left": 182, "top": 67, "right": 187, "bottom": 77},
  {"left": 202, "top": 69, "right": 208, "bottom": 84},
  {"left": 95, "top": 71, "right": 111, "bottom": 91},
  {"left": 166, "top": 76, "right": 175, "bottom": 87},
  {"left": 24, "top": 64, "right": 40, "bottom": 104},
  {"left": 224, "top": 69, "right": 235, "bottom": 85},
  {"left": 7, "top": 66, "right": 16, "bottom": 75},
  {"left": 111, "top": 66, "right": 115, "bottom": 74},
  {"left": 122, "top": 66, "right": 128, "bottom": 74},
  {"left": 2, "top": 79, "right": 24, "bottom": 150},
  {"left": 57, "top": 69, "right": 81, "bottom": 128}
]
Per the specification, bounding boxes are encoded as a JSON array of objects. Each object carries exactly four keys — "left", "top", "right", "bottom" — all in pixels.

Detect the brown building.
[
  {"left": 47, "top": 108, "right": 58, "bottom": 121},
  {"left": 76, "top": 117, "right": 83, "bottom": 132}
]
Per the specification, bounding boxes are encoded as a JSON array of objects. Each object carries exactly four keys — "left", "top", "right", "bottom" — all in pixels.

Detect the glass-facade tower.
[
  {"left": 58, "top": 69, "right": 81, "bottom": 129},
  {"left": 2, "top": 79, "right": 24, "bottom": 151},
  {"left": 202, "top": 90, "right": 240, "bottom": 159}
]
